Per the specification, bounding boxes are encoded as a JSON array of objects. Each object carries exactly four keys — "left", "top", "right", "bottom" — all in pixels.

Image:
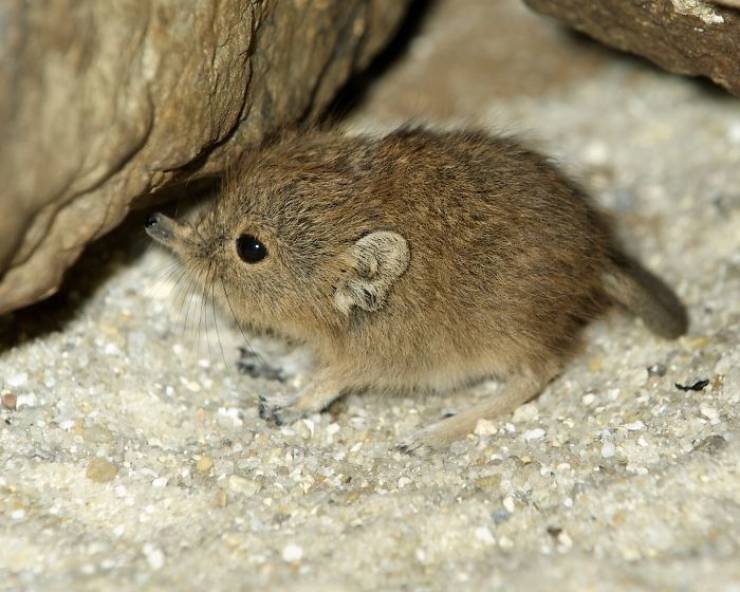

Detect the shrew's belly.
[{"left": 340, "top": 334, "right": 523, "bottom": 394}]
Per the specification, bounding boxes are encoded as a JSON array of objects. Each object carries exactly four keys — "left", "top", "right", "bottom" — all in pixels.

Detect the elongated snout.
[{"left": 145, "top": 213, "right": 181, "bottom": 247}]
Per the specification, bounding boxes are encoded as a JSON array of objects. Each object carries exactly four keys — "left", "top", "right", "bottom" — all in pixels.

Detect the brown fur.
[{"left": 146, "top": 127, "right": 688, "bottom": 450}]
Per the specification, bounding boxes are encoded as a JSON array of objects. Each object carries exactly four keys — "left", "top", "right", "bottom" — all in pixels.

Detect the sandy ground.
[{"left": 1, "top": 1, "right": 739, "bottom": 590}]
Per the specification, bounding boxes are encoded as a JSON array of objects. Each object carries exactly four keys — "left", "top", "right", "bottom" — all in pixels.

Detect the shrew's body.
[{"left": 146, "top": 128, "right": 687, "bottom": 450}]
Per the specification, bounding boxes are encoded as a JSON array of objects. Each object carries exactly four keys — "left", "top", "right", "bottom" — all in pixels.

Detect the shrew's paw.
[
  {"left": 258, "top": 393, "right": 304, "bottom": 426},
  {"left": 396, "top": 426, "right": 442, "bottom": 455}
]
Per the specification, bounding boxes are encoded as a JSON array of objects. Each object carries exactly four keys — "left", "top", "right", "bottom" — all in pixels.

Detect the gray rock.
[
  {"left": 0, "top": 0, "right": 410, "bottom": 314},
  {"left": 524, "top": 0, "right": 740, "bottom": 98}
]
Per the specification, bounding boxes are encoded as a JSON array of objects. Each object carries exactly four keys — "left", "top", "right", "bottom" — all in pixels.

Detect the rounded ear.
[{"left": 333, "top": 231, "right": 409, "bottom": 315}]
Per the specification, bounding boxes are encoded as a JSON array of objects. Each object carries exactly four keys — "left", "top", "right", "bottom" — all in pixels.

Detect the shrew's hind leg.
[{"left": 397, "top": 364, "right": 559, "bottom": 453}]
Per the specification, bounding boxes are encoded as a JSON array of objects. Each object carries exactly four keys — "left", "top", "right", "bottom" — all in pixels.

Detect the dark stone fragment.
[{"left": 675, "top": 379, "right": 710, "bottom": 391}]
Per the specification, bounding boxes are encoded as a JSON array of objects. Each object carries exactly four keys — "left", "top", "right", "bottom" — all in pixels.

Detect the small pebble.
[
  {"left": 281, "top": 543, "right": 304, "bottom": 562},
  {"left": 149, "top": 279, "right": 173, "bottom": 300},
  {"left": 503, "top": 496, "right": 515, "bottom": 513},
  {"left": 143, "top": 543, "right": 165, "bottom": 570},
  {"left": 557, "top": 531, "right": 573, "bottom": 551},
  {"left": 213, "top": 490, "right": 228, "bottom": 508},
  {"left": 601, "top": 441, "right": 616, "bottom": 459},
  {"left": 700, "top": 405, "right": 719, "bottom": 422},
  {"left": 16, "top": 393, "right": 37, "bottom": 408},
  {"left": 2, "top": 393, "right": 17, "bottom": 410},
  {"left": 228, "top": 475, "right": 260, "bottom": 496},
  {"left": 326, "top": 423, "right": 341, "bottom": 436},
  {"left": 217, "top": 407, "right": 243, "bottom": 427},
  {"left": 196, "top": 456, "right": 214, "bottom": 474},
  {"left": 512, "top": 403, "right": 539, "bottom": 422},
  {"left": 7, "top": 372, "right": 28, "bottom": 388},
  {"left": 296, "top": 419, "right": 315, "bottom": 439},
  {"left": 692, "top": 434, "right": 727, "bottom": 454},
  {"left": 727, "top": 121, "right": 740, "bottom": 144},
  {"left": 621, "top": 367, "right": 647, "bottom": 387},
  {"left": 582, "top": 140, "right": 609, "bottom": 165},
  {"left": 523, "top": 428, "right": 545, "bottom": 441},
  {"left": 474, "top": 526, "right": 496, "bottom": 546},
  {"left": 179, "top": 377, "right": 201, "bottom": 393},
  {"left": 474, "top": 419, "right": 497, "bottom": 436},
  {"left": 83, "top": 425, "right": 114, "bottom": 444},
  {"left": 86, "top": 458, "right": 119, "bottom": 483},
  {"left": 398, "top": 477, "right": 412, "bottom": 488},
  {"left": 492, "top": 510, "right": 511, "bottom": 525}
]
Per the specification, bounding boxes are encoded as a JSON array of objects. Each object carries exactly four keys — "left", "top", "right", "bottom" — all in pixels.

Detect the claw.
[
  {"left": 395, "top": 426, "right": 439, "bottom": 456},
  {"left": 258, "top": 396, "right": 271, "bottom": 420},
  {"left": 257, "top": 393, "right": 301, "bottom": 426},
  {"left": 258, "top": 395, "right": 279, "bottom": 422},
  {"left": 396, "top": 442, "right": 415, "bottom": 455},
  {"left": 396, "top": 436, "right": 426, "bottom": 455}
]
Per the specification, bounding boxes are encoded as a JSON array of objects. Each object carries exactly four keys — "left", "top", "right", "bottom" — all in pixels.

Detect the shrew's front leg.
[{"left": 258, "top": 367, "right": 346, "bottom": 426}]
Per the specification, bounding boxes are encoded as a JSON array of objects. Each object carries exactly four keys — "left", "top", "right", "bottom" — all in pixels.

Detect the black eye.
[{"left": 236, "top": 234, "right": 267, "bottom": 263}]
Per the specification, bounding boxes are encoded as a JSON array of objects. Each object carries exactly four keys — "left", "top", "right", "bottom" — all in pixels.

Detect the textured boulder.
[
  {"left": 524, "top": 0, "right": 740, "bottom": 97},
  {"left": 0, "top": 0, "right": 410, "bottom": 314}
]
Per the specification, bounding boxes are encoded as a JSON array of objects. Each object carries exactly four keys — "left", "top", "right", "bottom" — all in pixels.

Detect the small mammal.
[{"left": 146, "top": 127, "right": 688, "bottom": 450}]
